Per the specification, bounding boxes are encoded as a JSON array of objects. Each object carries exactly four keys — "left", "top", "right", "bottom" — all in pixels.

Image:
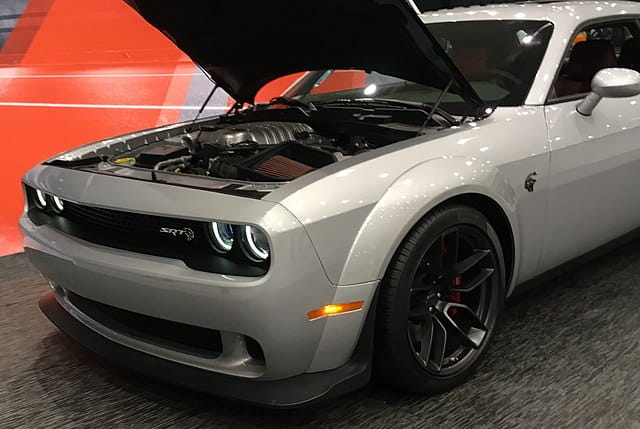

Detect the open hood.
[{"left": 124, "top": 0, "right": 487, "bottom": 116}]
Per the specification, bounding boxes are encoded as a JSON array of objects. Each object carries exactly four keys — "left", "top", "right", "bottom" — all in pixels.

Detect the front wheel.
[{"left": 376, "top": 205, "right": 505, "bottom": 393}]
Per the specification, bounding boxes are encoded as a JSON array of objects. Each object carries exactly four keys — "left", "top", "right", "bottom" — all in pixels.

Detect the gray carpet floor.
[{"left": 1, "top": 247, "right": 640, "bottom": 428}]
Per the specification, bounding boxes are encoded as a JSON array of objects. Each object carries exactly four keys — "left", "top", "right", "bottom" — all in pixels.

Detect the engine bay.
[
  {"left": 111, "top": 120, "right": 385, "bottom": 182},
  {"left": 49, "top": 99, "right": 455, "bottom": 186}
]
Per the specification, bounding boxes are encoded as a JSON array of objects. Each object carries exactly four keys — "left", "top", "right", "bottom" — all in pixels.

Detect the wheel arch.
[{"left": 336, "top": 158, "right": 520, "bottom": 293}]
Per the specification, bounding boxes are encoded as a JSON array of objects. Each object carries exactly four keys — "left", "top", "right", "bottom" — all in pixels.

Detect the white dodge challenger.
[{"left": 20, "top": 0, "right": 640, "bottom": 407}]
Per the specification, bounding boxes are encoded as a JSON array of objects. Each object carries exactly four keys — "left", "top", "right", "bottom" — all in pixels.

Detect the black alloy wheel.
[
  {"left": 376, "top": 205, "right": 505, "bottom": 394},
  {"left": 407, "top": 225, "right": 498, "bottom": 375}
]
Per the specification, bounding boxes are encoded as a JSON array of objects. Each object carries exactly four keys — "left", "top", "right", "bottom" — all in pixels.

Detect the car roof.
[{"left": 422, "top": 1, "right": 640, "bottom": 29}]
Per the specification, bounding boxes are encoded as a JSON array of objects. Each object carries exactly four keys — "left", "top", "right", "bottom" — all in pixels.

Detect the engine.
[
  {"left": 113, "top": 121, "right": 353, "bottom": 182},
  {"left": 201, "top": 121, "right": 315, "bottom": 147}
]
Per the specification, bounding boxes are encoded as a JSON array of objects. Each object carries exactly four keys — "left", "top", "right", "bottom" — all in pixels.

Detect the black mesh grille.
[
  {"left": 64, "top": 201, "right": 209, "bottom": 247},
  {"left": 25, "top": 186, "right": 267, "bottom": 276}
]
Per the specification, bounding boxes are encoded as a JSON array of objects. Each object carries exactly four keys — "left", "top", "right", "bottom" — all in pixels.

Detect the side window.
[{"left": 551, "top": 21, "right": 640, "bottom": 100}]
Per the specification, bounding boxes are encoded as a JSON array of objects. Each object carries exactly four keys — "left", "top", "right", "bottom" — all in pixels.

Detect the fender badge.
[{"left": 525, "top": 172, "right": 538, "bottom": 192}]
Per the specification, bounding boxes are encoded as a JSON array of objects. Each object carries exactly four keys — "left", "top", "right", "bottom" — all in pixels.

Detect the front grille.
[
  {"left": 25, "top": 186, "right": 268, "bottom": 276},
  {"left": 64, "top": 201, "right": 208, "bottom": 247},
  {"left": 67, "top": 292, "right": 223, "bottom": 358}
]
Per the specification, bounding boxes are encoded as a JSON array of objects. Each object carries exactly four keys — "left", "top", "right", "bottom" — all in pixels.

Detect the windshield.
[{"left": 275, "top": 20, "right": 552, "bottom": 115}]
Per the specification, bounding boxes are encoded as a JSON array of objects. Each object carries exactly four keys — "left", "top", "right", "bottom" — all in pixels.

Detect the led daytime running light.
[
  {"left": 211, "top": 222, "right": 234, "bottom": 252},
  {"left": 52, "top": 195, "right": 64, "bottom": 212},
  {"left": 35, "top": 189, "right": 48, "bottom": 208},
  {"left": 243, "top": 225, "right": 269, "bottom": 261}
]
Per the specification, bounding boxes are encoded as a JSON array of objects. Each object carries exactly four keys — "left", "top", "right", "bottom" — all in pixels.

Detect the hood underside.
[{"left": 124, "top": 0, "right": 486, "bottom": 115}]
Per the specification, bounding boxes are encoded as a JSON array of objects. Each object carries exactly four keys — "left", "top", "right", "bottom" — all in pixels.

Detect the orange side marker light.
[{"left": 307, "top": 301, "right": 364, "bottom": 321}]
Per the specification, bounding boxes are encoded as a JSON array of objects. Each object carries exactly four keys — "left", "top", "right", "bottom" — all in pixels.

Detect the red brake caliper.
[{"left": 449, "top": 276, "right": 462, "bottom": 316}]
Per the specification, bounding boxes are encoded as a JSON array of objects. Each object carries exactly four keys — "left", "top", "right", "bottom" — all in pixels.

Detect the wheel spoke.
[
  {"left": 442, "top": 302, "right": 487, "bottom": 349},
  {"left": 408, "top": 321, "right": 423, "bottom": 343},
  {"left": 424, "top": 236, "right": 444, "bottom": 274},
  {"left": 417, "top": 318, "right": 434, "bottom": 364},
  {"left": 453, "top": 268, "right": 495, "bottom": 293},
  {"left": 443, "top": 229, "right": 459, "bottom": 271},
  {"left": 430, "top": 315, "right": 448, "bottom": 371},
  {"left": 455, "top": 249, "right": 491, "bottom": 275}
]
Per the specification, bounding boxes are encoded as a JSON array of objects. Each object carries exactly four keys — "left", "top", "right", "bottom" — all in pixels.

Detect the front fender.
[{"left": 336, "top": 156, "right": 519, "bottom": 286}]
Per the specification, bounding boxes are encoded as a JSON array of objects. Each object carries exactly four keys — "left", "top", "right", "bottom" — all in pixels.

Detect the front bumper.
[
  {"left": 21, "top": 165, "right": 378, "bottom": 405},
  {"left": 39, "top": 290, "right": 374, "bottom": 407}
]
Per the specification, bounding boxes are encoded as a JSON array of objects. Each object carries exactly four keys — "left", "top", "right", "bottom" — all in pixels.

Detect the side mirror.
[{"left": 577, "top": 68, "right": 640, "bottom": 116}]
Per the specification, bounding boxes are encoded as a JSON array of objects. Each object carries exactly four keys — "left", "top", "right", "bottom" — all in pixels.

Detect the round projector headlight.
[
  {"left": 210, "top": 222, "right": 234, "bottom": 252},
  {"left": 242, "top": 225, "right": 270, "bottom": 261},
  {"left": 52, "top": 195, "right": 64, "bottom": 212},
  {"left": 35, "top": 189, "right": 48, "bottom": 209}
]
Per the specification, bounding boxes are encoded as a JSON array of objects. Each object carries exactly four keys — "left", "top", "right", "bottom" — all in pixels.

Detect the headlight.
[
  {"left": 52, "top": 195, "right": 65, "bottom": 212},
  {"left": 35, "top": 189, "right": 48, "bottom": 209},
  {"left": 242, "top": 225, "right": 270, "bottom": 261},
  {"left": 210, "top": 222, "right": 234, "bottom": 253}
]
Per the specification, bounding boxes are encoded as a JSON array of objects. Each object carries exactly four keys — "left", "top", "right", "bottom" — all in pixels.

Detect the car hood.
[{"left": 123, "top": 0, "right": 487, "bottom": 116}]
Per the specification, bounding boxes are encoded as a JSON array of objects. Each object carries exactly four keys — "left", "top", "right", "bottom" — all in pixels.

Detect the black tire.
[{"left": 375, "top": 204, "right": 506, "bottom": 394}]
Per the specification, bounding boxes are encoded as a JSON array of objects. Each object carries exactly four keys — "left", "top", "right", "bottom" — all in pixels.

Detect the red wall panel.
[
  {"left": 0, "top": 0, "right": 197, "bottom": 256},
  {"left": 0, "top": 0, "right": 301, "bottom": 256}
]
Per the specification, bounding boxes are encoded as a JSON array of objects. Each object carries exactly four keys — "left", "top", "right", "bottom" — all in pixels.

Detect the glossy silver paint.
[
  {"left": 22, "top": 164, "right": 377, "bottom": 378},
  {"left": 266, "top": 106, "right": 549, "bottom": 287},
  {"left": 21, "top": 1, "right": 640, "bottom": 382}
]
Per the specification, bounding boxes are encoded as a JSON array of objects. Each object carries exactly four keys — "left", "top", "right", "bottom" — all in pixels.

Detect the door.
[{"left": 540, "top": 19, "right": 640, "bottom": 272}]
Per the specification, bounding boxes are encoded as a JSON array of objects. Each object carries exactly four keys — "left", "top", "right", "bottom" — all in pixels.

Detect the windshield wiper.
[{"left": 317, "top": 97, "right": 459, "bottom": 126}]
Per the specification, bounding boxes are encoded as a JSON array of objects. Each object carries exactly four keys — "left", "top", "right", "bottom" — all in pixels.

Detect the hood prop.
[
  {"left": 194, "top": 83, "right": 219, "bottom": 122},
  {"left": 419, "top": 79, "right": 454, "bottom": 135}
]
